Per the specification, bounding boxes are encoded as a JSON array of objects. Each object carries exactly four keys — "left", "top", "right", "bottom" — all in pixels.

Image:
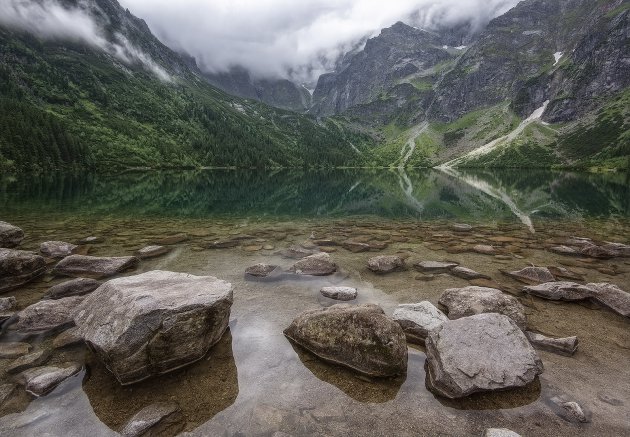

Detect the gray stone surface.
[
  {"left": 0, "top": 248, "right": 46, "bottom": 293},
  {"left": 0, "top": 297, "right": 16, "bottom": 311},
  {"left": 10, "top": 296, "right": 84, "bottom": 336},
  {"left": 549, "top": 396, "right": 591, "bottom": 423},
  {"left": 52, "top": 327, "right": 84, "bottom": 349},
  {"left": 290, "top": 253, "right": 337, "bottom": 276},
  {"left": 74, "top": 270, "right": 233, "bottom": 385},
  {"left": 44, "top": 278, "right": 102, "bottom": 300},
  {"left": 450, "top": 266, "right": 490, "bottom": 280},
  {"left": 525, "top": 331, "right": 578, "bottom": 356},
  {"left": 121, "top": 402, "right": 185, "bottom": 437},
  {"left": 392, "top": 302, "right": 448, "bottom": 344},
  {"left": 53, "top": 255, "right": 139, "bottom": 279},
  {"left": 6, "top": 350, "right": 51, "bottom": 374},
  {"left": 367, "top": 255, "right": 406, "bottom": 274},
  {"left": 278, "top": 246, "right": 316, "bottom": 259},
  {"left": 136, "top": 245, "right": 170, "bottom": 259},
  {"left": 245, "top": 264, "right": 280, "bottom": 279},
  {"left": 413, "top": 261, "right": 458, "bottom": 273},
  {"left": 0, "top": 342, "right": 31, "bottom": 359},
  {"left": 504, "top": 266, "right": 556, "bottom": 284},
  {"left": 0, "top": 384, "right": 16, "bottom": 406},
  {"left": 40, "top": 241, "right": 77, "bottom": 258},
  {"left": 284, "top": 304, "right": 407, "bottom": 377},
  {"left": 320, "top": 286, "right": 358, "bottom": 301},
  {"left": 439, "top": 286, "right": 527, "bottom": 330},
  {"left": 451, "top": 224, "right": 473, "bottom": 232},
  {"left": 425, "top": 313, "right": 543, "bottom": 399},
  {"left": 482, "top": 429, "right": 522, "bottom": 437},
  {"left": 602, "top": 242, "right": 630, "bottom": 257},
  {"left": 0, "top": 221, "right": 24, "bottom": 248},
  {"left": 18, "top": 363, "right": 82, "bottom": 397}
]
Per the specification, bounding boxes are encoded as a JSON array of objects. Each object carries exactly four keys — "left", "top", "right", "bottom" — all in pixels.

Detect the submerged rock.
[
  {"left": 450, "top": 266, "right": 490, "bottom": 280},
  {"left": 18, "top": 363, "right": 82, "bottom": 397},
  {"left": 483, "top": 429, "right": 522, "bottom": 437},
  {"left": 205, "top": 239, "right": 239, "bottom": 249},
  {"left": 245, "top": 263, "right": 281, "bottom": 280},
  {"left": 547, "top": 266, "right": 584, "bottom": 281},
  {"left": 425, "top": 313, "right": 543, "bottom": 399},
  {"left": 503, "top": 266, "right": 555, "bottom": 285},
  {"left": 6, "top": 350, "right": 51, "bottom": 374},
  {"left": 392, "top": 302, "right": 448, "bottom": 344},
  {"left": 413, "top": 261, "right": 458, "bottom": 273},
  {"left": 525, "top": 331, "right": 578, "bottom": 356},
  {"left": 10, "top": 296, "right": 84, "bottom": 336},
  {"left": 136, "top": 245, "right": 170, "bottom": 259},
  {"left": 0, "top": 384, "right": 16, "bottom": 406},
  {"left": 43, "top": 278, "right": 102, "bottom": 299},
  {"left": 451, "top": 224, "right": 472, "bottom": 232},
  {"left": 0, "top": 342, "right": 31, "bottom": 359},
  {"left": 320, "top": 286, "right": 358, "bottom": 301},
  {"left": 278, "top": 245, "right": 316, "bottom": 259},
  {"left": 550, "top": 245, "right": 579, "bottom": 256},
  {"left": 525, "top": 282, "right": 630, "bottom": 317},
  {"left": 473, "top": 245, "right": 497, "bottom": 255},
  {"left": 0, "top": 248, "right": 46, "bottom": 293},
  {"left": 0, "top": 221, "right": 24, "bottom": 248},
  {"left": 549, "top": 396, "right": 591, "bottom": 423},
  {"left": 341, "top": 241, "right": 371, "bottom": 253},
  {"left": 74, "top": 270, "right": 233, "bottom": 385},
  {"left": 53, "top": 255, "right": 140, "bottom": 279},
  {"left": 439, "top": 286, "right": 527, "bottom": 330},
  {"left": 284, "top": 304, "right": 407, "bottom": 377},
  {"left": 40, "top": 241, "right": 77, "bottom": 258},
  {"left": 154, "top": 233, "right": 188, "bottom": 245},
  {"left": 121, "top": 402, "right": 185, "bottom": 437},
  {"left": 367, "top": 255, "right": 406, "bottom": 274},
  {"left": 290, "top": 253, "right": 337, "bottom": 276}
]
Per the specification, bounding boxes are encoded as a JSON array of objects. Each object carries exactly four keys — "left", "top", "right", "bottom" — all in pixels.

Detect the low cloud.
[
  {"left": 119, "top": 0, "right": 520, "bottom": 84},
  {"left": 0, "top": 0, "right": 171, "bottom": 81}
]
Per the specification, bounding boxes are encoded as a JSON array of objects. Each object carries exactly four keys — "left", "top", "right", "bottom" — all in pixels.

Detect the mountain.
[
  {"left": 0, "top": 0, "right": 370, "bottom": 172},
  {"left": 204, "top": 66, "right": 312, "bottom": 113},
  {"left": 311, "top": 0, "right": 630, "bottom": 170}
]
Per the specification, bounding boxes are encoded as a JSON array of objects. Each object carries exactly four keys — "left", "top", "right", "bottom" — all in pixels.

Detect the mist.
[
  {"left": 119, "top": 0, "right": 521, "bottom": 84},
  {"left": 0, "top": 0, "right": 171, "bottom": 81}
]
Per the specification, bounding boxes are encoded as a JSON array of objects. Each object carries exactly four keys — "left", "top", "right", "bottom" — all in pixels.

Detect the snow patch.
[
  {"left": 442, "top": 45, "right": 449, "bottom": 49},
  {"left": 553, "top": 52, "right": 563, "bottom": 65},
  {"left": 455, "top": 45, "right": 467, "bottom": 50}
]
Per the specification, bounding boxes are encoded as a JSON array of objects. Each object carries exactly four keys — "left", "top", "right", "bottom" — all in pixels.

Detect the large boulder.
[
  {"left": 40, "top": 241, "right": 78, "bottom": 258},
  {"left": 74, "top": 270, "right": 233, "bottom": 385},
  {"left": 10, "top": 296, "right": 84, "bottom": 336},
  {"left": 284, "top": 304, "right": 407, "bottom": 377},
  {"left": 425, "top": 313, "right": 543, "bottom": 399},
  {"left": 0, "top": 248, "right": 46, "bottom": 293},
  {"left": 0, "top": 221, "right": 24, "bottom": 248},
  {"left": 367, "top": 255, "right": 406, "bottom": 274},
  {"left": 53, "top": 255, "right": 139, "bottom": 279},
  {"left": 392, "top": 302, "right": 448, "bottom": 344},
  {"left": 44, "top": 278, "right": 102, "bottom": 299},
  {"left": 524, "top": 282, "right": 630, "bottom": 317},
  {"left": 439, "top": 286, "right": 527, "bottom": 330},
  {"left": 290, "top": 253, "right": 337, "bottom": 276}
]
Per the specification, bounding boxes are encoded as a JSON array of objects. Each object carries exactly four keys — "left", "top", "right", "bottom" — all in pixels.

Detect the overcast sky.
[{"left": 119, "top": 0, "right": 520, "bottom": 83}]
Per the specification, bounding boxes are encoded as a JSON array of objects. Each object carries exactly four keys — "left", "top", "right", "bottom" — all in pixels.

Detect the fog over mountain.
[{"left": 119, "top": 0, "right": 520, "bottom": 84}]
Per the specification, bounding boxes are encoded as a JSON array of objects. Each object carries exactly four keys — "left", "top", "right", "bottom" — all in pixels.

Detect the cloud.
[
  {"left": 0, "top": 0, "right": 171, "bottom": 81},
  {"left": 118, "top": 0, "right": 520, "bottom": 84}
]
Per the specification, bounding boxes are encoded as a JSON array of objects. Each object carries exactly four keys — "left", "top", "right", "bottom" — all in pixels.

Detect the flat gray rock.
[
  {"left": 10, "top": 296, "right": 84, "bottom": 336},
  {"left": 53, "top": 255, "right": 139, "bottom": 279},
  {"left": 290, "top": 253, "right": 337, "bottom": 276},
  {"left": 439, "top": 286, "right": 527, "bottom": 330},
  {"left": 278, "top": 245, "right": 316, "bottom": 259},
  {"left": 504, "top": 266, "right": 556, "bottom": 285},
  {"left": 425, "top": 313, "right": 543, "bottom": 399},
  {"left": 451, "top": 224, "right": 472, "bottom": 232},
  {"left": 525, "top": 331, "right": 578, "bottom": 356},
  {"left": 586, "top": 282, "right": 630, "bottom": 317},
  {"left": 450, "top": 266, "right": 490, "bottom": 280},
  {"left": 392, "top": 302, "right": 448, "bottom": 344},
  {"left": 136, "top": 245, "right": 170, "bottom": 259},
  {"left": 121, "top": 402, "right": 185, "bottom": 437},
  {"left": 18, "top": 363, "right": 82, "bottom": 397},
  {"left": 482, "top": 429, "right": 522, "bottom": 437},
  {"left": 413, "top": 261, "right": 458, "bottom": 273},
  {"left": 602, "top": 242, "right": 630, "bottom": 257},
  {"left": 284, "top": 304, "right": 407, "bottom": 377},
  {"left": 0, "top": 248, "right": 46, "bottom": 293},
  {"left": 0, "top": 342, "right": 31, "bottom": 359},
  {"left": 579, "top": 244, "right": 618, "bottom": 259},
  {"left": 367, "top": 255, "right": 406, "bottom": 274},
  {"left": 245, "top": 263, "right": 281, "bottom": 280},
  {"left": 0, "top": 221, "right": 24, "bottom": 248},
  {"left": 43, "top": 278, "right": 102, "bottom": 299},
  {"left": 40, "top": 241, "right": 77, "bottom": 258},
  {"left": 320, "top": 286, "right": 357, "bottom": 301},
  {"left": 74, "top": 270, "right": 233, "bottom": 385},
  {"left": 7, "top": 350, "right": 51, "bottom": 374},
  {"left": 524, "top": 281, "right": 591, "bottom": 301}
]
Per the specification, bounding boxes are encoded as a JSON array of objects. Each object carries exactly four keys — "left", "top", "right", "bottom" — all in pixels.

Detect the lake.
[{"left": 0, "top": 169, "right": 629, "bottom": 436}]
